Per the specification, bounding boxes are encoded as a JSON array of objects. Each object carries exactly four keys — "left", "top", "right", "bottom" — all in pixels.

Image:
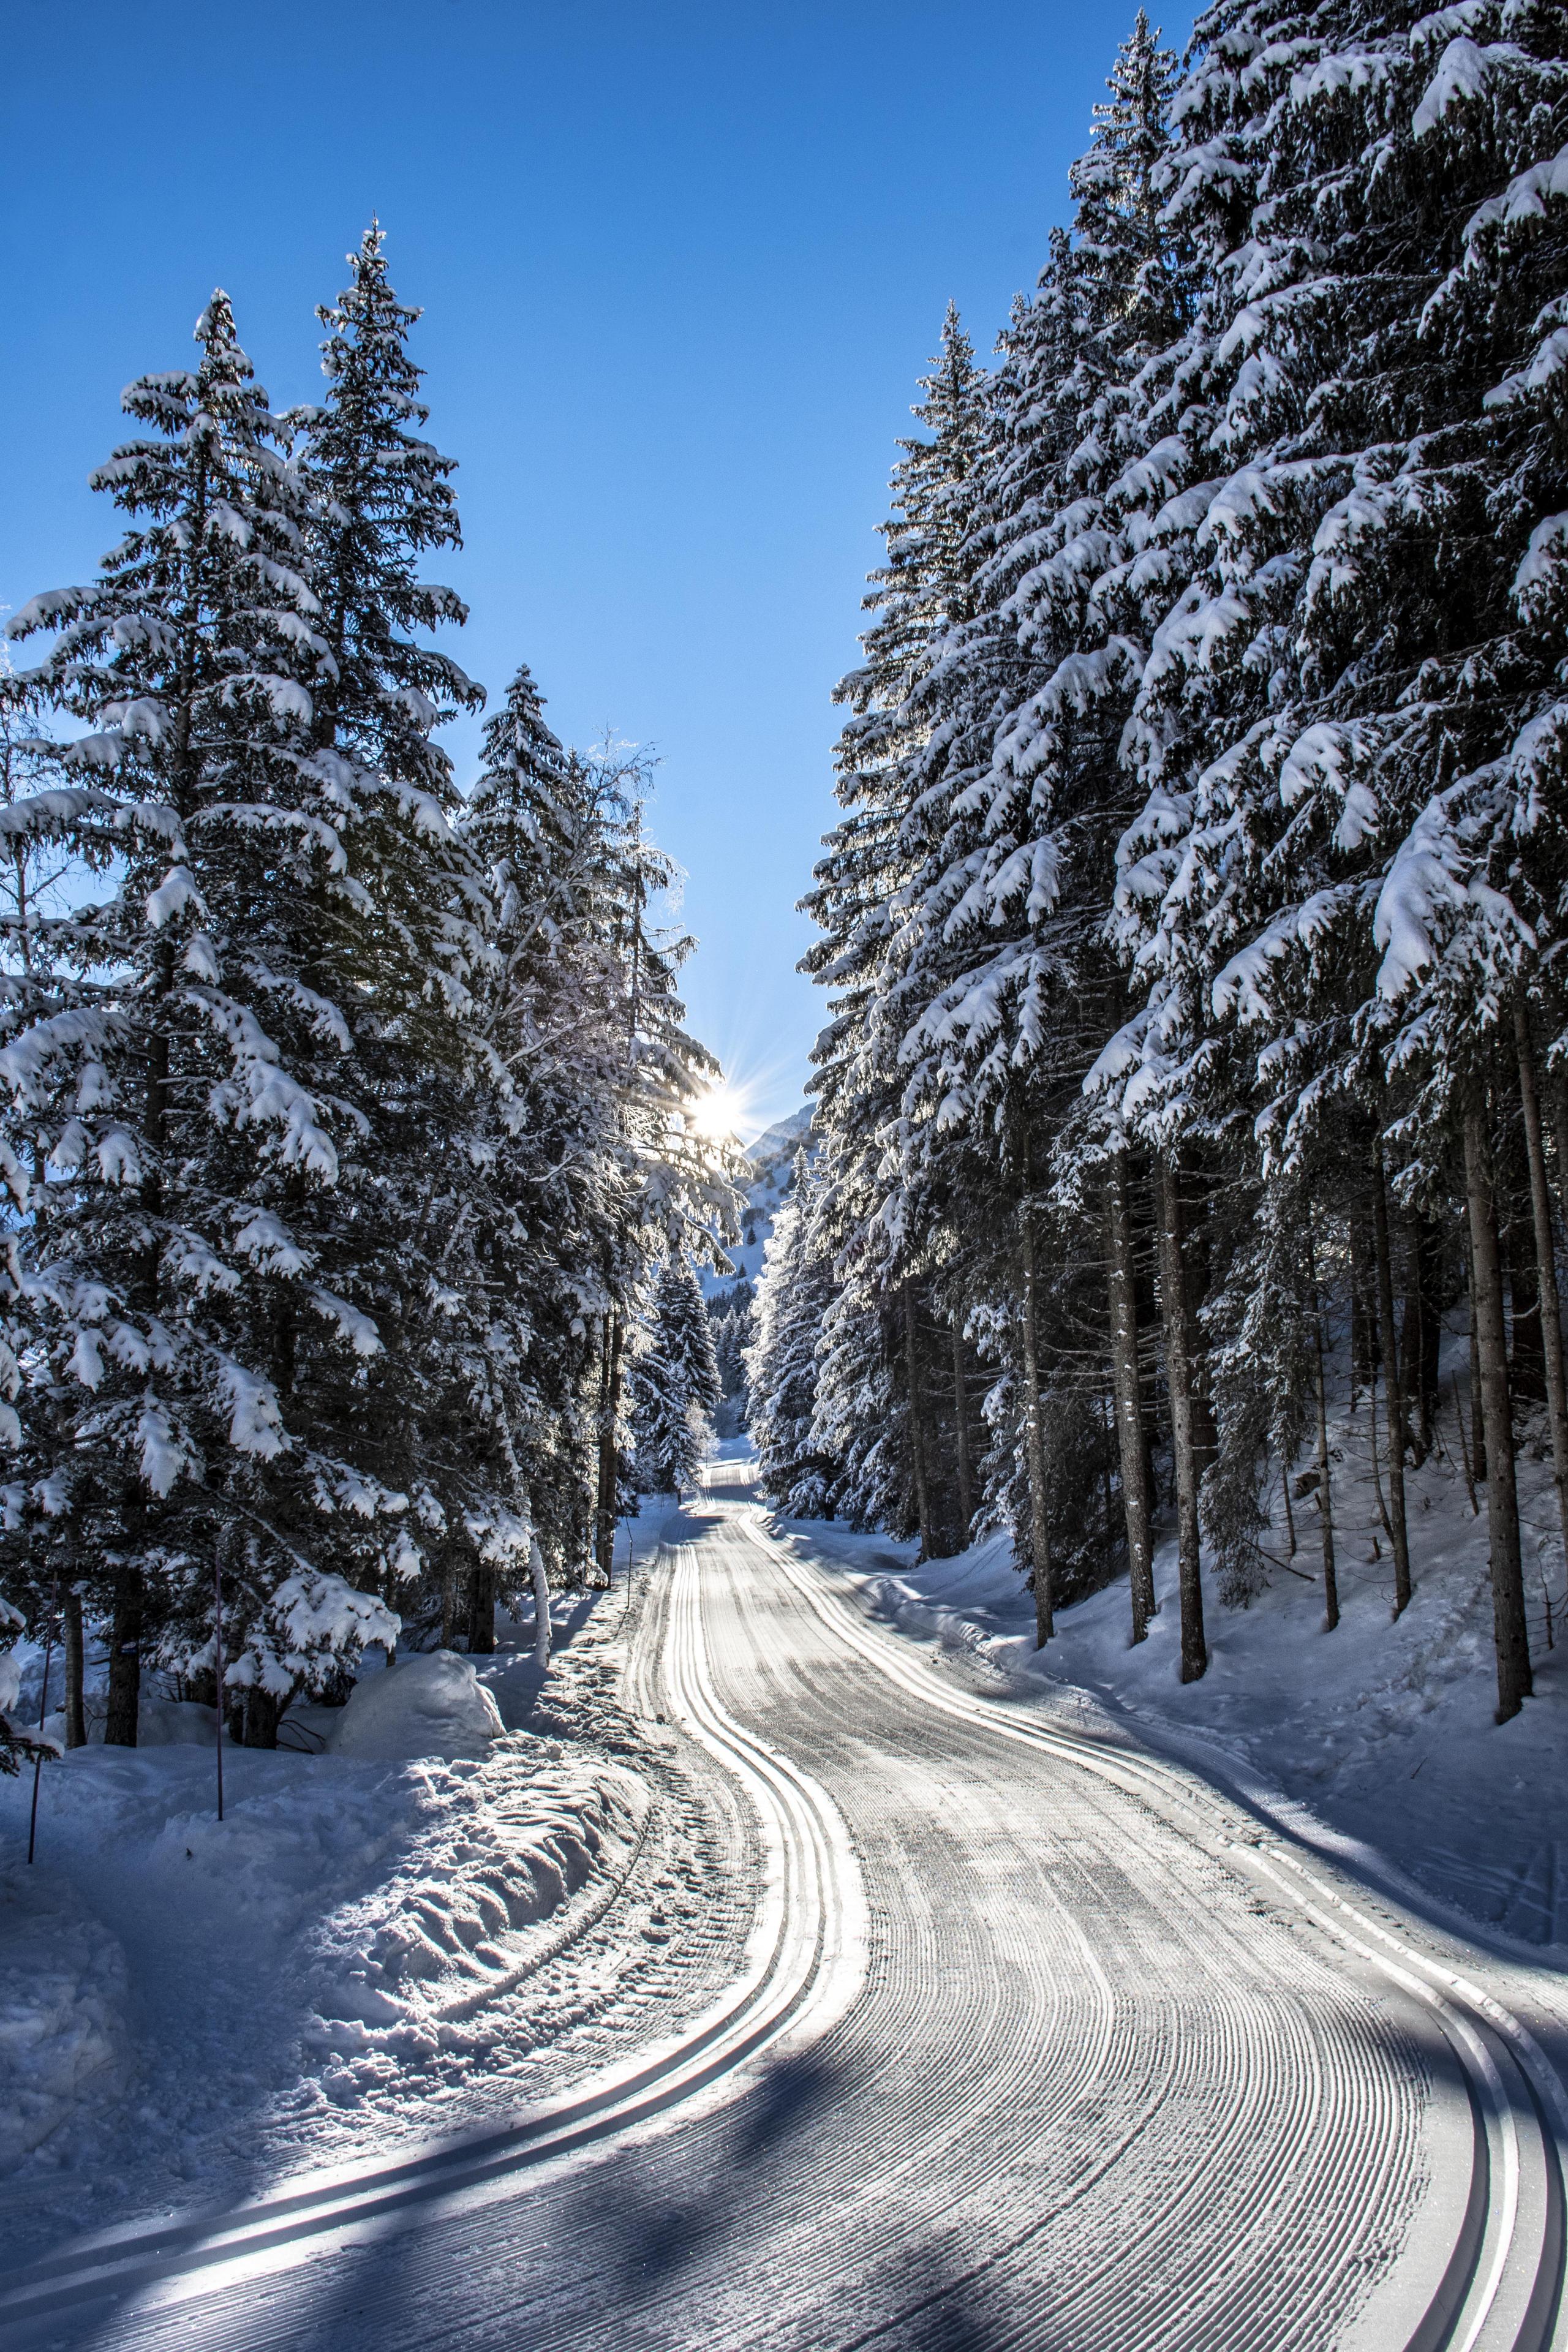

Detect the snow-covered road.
[{"left": 6, "top": 1454, "right": 1567, "bottom": 2350}]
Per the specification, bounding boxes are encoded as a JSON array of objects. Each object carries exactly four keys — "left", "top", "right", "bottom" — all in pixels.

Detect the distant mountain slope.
[{"left": 701, "top": 1104, "right": 814, "bottom": 1295}]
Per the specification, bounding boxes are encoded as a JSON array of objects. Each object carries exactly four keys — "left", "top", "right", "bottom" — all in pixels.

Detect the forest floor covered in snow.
[
  {"left": 0, "top": 1506, "right": 752, "bottom": 2266},
  {"left": 766, "top": 1392, "right": 1568, "bottom": 1959}
]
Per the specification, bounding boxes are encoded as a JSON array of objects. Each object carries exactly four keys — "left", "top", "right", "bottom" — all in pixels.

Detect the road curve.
[{"left": 4, "top": 1456, "right": 1565, "bottom": 2351}]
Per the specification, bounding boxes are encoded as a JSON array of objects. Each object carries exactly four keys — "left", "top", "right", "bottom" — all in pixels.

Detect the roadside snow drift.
[
  {"left": 0, "top": 1717, "right": 646, "bottom": 2215},
  {"left": 330, "top": 1649, "right": 506, "bottom": 1762}
]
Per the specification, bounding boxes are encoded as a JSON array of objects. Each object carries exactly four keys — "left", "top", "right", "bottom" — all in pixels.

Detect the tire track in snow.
[
  {"left": 736, "top": 1464, "right": 1567, "bottom": 2350},
  {"left": 0, "top": 1536, "right": 865, "bottom": 2345},
  {"left": 6, "top": 1457, "right": 1560, "bottom": 2350}
]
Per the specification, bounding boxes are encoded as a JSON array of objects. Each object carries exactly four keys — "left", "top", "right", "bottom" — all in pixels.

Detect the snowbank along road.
[{"left": 4, "top": 1452, "right": 1568, "bottom": 2351}]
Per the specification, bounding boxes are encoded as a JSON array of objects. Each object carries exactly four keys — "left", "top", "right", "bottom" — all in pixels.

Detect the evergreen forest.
[
  {"left": 748, "top": 0, "right": 1568, "bottom": 1724},
  {"left": 0, "top": 230, "right": 741, "bottom": 1760}
]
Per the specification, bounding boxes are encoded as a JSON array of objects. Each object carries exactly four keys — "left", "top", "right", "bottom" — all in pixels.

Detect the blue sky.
[{"left": 1, "top": 1, "right": 1189, "bottom": 1138}]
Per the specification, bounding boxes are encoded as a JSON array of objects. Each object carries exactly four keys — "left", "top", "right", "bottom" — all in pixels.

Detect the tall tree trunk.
[
  {"left": 1106, "top": 1152, "right": 1156, "bottom": 1642},
  {"left": 1348, "top": 1211, "right": 1374, "bottom": 1407},
  {"left": 1019, "top": 1212, "right": 1054, "bottom": 1646},
  {"left": 1400, "top": 1212, "right": 1444, "bottom": 1458},
  {"left": 1515, "top": 1000, "right": 1568, "bottom": 1573},
  {"left": 104, "top": 1561, "right": 143, "bottom": 1747},
  {"left": 1310, "top": 1221, "right": 1340, "bottom": 1633},
  {"left": 951, "top": 1325, "right": 974, "bottom": 1542},
  {"left": 1181, "top": 1166, "right": 1218, "bottom": 1479},
  {"left": 1464, "top": 1100, "right": 1532, "bottom": 1721},
  {"left": 467, "top": 1559, "right": 496, "bottom": 1654},
  {"left": 62, "top": 1588, "right": 86, "bottom": 1750},
  {"left": 1466, "top": 1221, "right": 1488, "bottom": 1486},
  {"left": 1551, "top": 1074, "right": 1568, "bottom": 1272},
  {"left": 595, "top": 1311, "right": 625, "bottom": 1581},
  {"left": 243, "top": 1686, "right": 283, "bottom": 1749},
  {"left": 1505, "top": 1210, "right": 1547, "bottom": 1405},
  {"left": 903, "top": 1283, "right": 935, "bottom": 1561},
  {"left": 1156, "top": 1157, "right": 1206, "bottom": 1682},
  {"left": 530, "top": 1534, "right": 552, "bottom": 1671},
  {"left": 1370, "top": 1141, "right": 1412, "bottom": 1616},
  {"left": 439, "top": 1556, "right": 461, "bottom": 1648}
]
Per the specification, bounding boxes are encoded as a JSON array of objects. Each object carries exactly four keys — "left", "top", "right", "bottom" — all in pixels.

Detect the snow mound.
[
  {"left": 0, "top": 1864, "right": 130, "bottom": 2171},
  {"left": 304, "top": 1754, "right": 649, "bottom": 2097},
  {"left": 40, "top": 1694, "right": 216, "bottom": 1749},
  {"left": 329, "top": 1650, "right": 505, "bottom": 1762}
]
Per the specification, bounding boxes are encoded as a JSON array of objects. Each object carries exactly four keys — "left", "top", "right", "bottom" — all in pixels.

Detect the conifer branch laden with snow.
[
  {"left": 0, "top": 237, "right": 740, "bottom": 1743},
  {"left": 786, "top": 0, "right": 1568, "bottom": 1721}
]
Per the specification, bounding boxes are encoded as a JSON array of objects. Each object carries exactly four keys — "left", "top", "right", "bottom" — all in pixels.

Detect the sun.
[{"left": 691, "top": 1082, "right": 743, "bottom": 1140}]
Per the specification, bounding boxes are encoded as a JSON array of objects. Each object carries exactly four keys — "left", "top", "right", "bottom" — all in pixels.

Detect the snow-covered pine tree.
[
  {"left": 281, "top": 225, "right": 505, "bottom": 1659},
  {"left": 1101, "top": 0, "right": 1568, "bottom": 1711},
  {"left": 450, "top": 669, "right": 646, "bottom": 1640},
  {"left": 748, "top": 1152, "right": 839, "bottom": 1516},
  {"left": 881, "top": 15, "right": 1185, "bottom": 1636},
  {"left": 2, "top": 293, "right": 402, "bottom": 1745},
  {"left": 804, "top": 307, "right": 990, "bottom": 1559},
  {"left": 707, "top": 1276, "right": 754, "bottom": 1437},
  {"left": 628, "top": 1250, "right": 722, "bottom": 1496}
]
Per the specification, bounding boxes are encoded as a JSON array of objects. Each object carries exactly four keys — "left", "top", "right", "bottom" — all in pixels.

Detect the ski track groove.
[{"left": 2, "top": 1453, "right": 1564, "bottom": 2350}]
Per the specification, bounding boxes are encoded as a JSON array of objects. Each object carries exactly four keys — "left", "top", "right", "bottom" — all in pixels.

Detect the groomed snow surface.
[
  {"left": 0, "top": 1529, "right": 687, "bottom": 2263},
  {"left": 765, "top": 1382, "right": 1568, "bottom": 1957}
]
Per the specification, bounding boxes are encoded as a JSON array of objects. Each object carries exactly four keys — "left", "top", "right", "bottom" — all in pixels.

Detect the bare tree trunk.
[
  {"left": 1106, "top": 1152, "right": 1156, "bottom": 1642},
  {"left": 1515, "top": 999, "right": 1568, "bottom": 1574},
  {"left": 1156, "top": 1157, "right": 1206, "bottom": 1682},
  {"left": 595, "top": 1311, "right": 625, "bottom": 1581},
  {"left": 1370, "top": 1140, "right": 1412, "bottom": 1616},
  {"left": 1464, "top": 1099, "right": 1532, "bottom": 1722},
  {"left": 1551, "top": 1076, "right": 1568, "bottom": 1253},
  {"left": 104, "top": 1562, "right": 142, "bottom": 1747},
  {"left": 530, "top": 1534, "right": 552, "bottom": 1672},
  {"left": 1505, "top": 1209, "right": 1547, "bottom": 1404},
  {"left": 1466, "top": 1220, "right": 1488, "bottom": 1486},
  {"left": 1310, "top": 1221, "right": 1340, "bottom": 1632},
  {"left": 903, "top": 1283, "right": 935, "bottom": 1561},
  {"left": 62, "top": 1588, "right": 86, "bottom": 1750},
  {"left": 467, "top": 1560, "right": 496, "bottom": 1654},
  {"left": 1400, "top": 1212, "right": 1444, "bottom": 1459},
  {"left": 243, "top": 1687, "right": 283, "bottom": 1749},
  {"left": 1019, "top": 1213, "right": 1054, "bottom": 1646},
  {"left": 951, "top": 1325, "right": 974, "bottom": 1542},
  {"left": 439, "top": 1558, "right": 461, "bottom": 1648},
  {"left": 1348, "top": 1212, "right": 1374, "bottom": 1408}
]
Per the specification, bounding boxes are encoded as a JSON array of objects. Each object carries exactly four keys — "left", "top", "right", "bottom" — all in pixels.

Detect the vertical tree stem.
[
  {"left": 62, "top": 1588, "right": 86, "bottom": 1751},
  {"left": 951, "top": 1324, "right": 974, "bottom": 1542},
  {"left": 1309, "top": 1219, "right": 1340, "bottom": 1632},
  {"left": 1515, "top": 998, "right": 1568, "bottom": 1575},
  {"left": 1156, "top": 1156, "right": 1206, "bottom": 1681},
  {"left": 1464, "top": 1098, "right": 1532, "bottom": 1721},
  {"left": 903, "top": 1283, "right": 934, "bottom": 1562},
  {"left": 1370, "top": 1139, "right": 1412, "bottom": 1613},
  {"left": 1019, "top": 1210, "right": 1054, "bottom": 1646},
  {"left": 1106, "top": 1150, "right": 1156, "bottom": 1642}
]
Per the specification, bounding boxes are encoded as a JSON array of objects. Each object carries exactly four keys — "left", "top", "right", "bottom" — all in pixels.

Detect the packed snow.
[
  {"left": 0, "top": 1577, "right": 665, "bottom": 2260},
  {"left": 762, "top": 1393, "right": 1568, "bottom": 1955}
]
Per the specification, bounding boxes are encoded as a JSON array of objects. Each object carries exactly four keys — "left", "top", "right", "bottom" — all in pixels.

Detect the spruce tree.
[
  {"left": 748, "top": 1153, "right": 839, "bottom": 1515},
  {"left": 629, "top": 1251, "right": 722, "bottom": 1495},
  {"left": 2, "top": 293, "right": 405, "bottom": 1743}
]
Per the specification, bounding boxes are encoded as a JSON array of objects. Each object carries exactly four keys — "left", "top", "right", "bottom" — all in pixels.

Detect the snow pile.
[
  {"left": 0, "top": 1866, "right": 129, "bottom": 2171},
  {"left": 0, "top": 1721, "right": 646, "bottom": 2212},
  {"left": 41, "top": 1693, "right": 218, "bottom": 1748},
  {"left": 328, "top": 1649, "right": 505, "bottom": 1763},
  {"left": 769, "top": 1406, "right": 1568, "bottom": 1950}
]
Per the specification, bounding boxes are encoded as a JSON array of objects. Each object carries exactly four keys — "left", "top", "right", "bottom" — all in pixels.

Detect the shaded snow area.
[
  {"left": 764, "top": 1389, "right": 1568, "bottom": 1960},
  {"left": 0, "top": 1521, "right": 735, "bottom": 2266}
]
